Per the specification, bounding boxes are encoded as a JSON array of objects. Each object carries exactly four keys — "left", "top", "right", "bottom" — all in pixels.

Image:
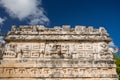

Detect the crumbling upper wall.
[{"left": 5, "top": 25, "right": 112, "bottom": 42}]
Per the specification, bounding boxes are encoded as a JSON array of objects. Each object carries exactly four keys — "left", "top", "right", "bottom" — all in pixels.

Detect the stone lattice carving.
[{"left": 0, "top": 25, "right": 118, "bottom": 80}]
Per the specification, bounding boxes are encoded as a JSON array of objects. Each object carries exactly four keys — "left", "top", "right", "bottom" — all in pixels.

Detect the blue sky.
[{"left": 0, "top": 0, "right": 120, "bottom": 48}]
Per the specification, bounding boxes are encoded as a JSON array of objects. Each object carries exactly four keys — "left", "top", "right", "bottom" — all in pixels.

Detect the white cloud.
[
  {"left": 0, "top": 0, "right": 49, "bottom": 25},
  {"left": 0, "top": 17, "right": 5, "bottom": 25},
  {"left": 109, "top": 41, "right": 117, "bottom": 49},
  {"left": 0, "top": 17, "right": 6, "bottom": 33},
  {"left": 0, "top": 36, "right": 5, "bottom": 43},
  {"left": 109, "top": 48, "right": 114, "bottom": 53},
  {"left": 109, "top": 41, "right": 119, "bottom": 53}
]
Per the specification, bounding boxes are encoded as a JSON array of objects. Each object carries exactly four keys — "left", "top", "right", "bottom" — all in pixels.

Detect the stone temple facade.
[{"left": 0, "top": 25, "right": 118, "bottom": 80}]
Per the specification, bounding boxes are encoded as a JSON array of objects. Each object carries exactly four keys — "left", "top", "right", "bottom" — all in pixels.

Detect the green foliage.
[
  {"left": 114, "top": 54, "right": 120, "bottom": 80},
  {"left": 116, "top": 67, "right": 120, "bottom": 80},
  {"left": 113, "top": 53, "right": 119, "bottom": 59}
]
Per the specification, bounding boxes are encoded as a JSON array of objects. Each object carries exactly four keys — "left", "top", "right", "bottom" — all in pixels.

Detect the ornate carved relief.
[
  {"left": 0, "top": 25, "right": 118, "bottom": 80},
  {"left": 0, "top": 67, "right": 117, "bottom": 78}
]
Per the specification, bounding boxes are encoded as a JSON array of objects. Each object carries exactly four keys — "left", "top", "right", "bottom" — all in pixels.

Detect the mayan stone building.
[{"left": 0, "top": 25, "right": 118, "bottom": 80}]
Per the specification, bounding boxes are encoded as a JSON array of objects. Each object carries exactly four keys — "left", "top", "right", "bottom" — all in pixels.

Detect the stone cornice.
[{"left": 5, "top": 25, "right": 112, "bottom": 42}]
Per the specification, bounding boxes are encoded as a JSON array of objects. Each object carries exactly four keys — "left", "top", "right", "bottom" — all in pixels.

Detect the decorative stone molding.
[{"left": 0, "top": 25, "right": 118, "bottom": 80}]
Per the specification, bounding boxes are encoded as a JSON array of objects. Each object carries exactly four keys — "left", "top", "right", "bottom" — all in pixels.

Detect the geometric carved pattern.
[
  {"left": 0, "top": 25, "right": 118, "bottom": 80},
  {"left": 0, "top": 67, "right": 118, "bottom": 78}
]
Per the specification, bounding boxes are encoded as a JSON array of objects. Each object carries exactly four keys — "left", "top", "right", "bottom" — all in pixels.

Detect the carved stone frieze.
[{"left": 0, "top": 25, "right": 118, "bottom": 80}]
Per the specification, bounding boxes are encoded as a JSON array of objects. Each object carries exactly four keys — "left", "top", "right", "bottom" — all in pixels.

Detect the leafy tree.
[{"left": 113, "top": 52, "right": 120, "bottom": 80}]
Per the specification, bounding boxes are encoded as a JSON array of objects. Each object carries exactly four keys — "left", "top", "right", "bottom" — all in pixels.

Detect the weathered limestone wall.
[
  {"left": 3, "top": 41, "right": 113, "bottom": 59},
  {"left": 0, "top": 25, "right": 118, "bottom": 80}
]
